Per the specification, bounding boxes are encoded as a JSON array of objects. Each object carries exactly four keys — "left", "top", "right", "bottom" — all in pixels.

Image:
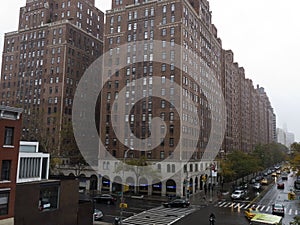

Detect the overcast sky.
[{"left": 1, "top": 0, "right": 299, "bottom": 141}]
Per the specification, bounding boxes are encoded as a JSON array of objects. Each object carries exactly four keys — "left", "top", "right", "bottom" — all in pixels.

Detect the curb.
[{"left": 93, "top": 221, "right": 112, "bottom": 225}]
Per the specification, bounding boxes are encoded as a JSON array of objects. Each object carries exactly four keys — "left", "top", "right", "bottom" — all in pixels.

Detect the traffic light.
[
  {"left": 124, "top": 184, "right": 129, "bottom": 192},
  {"left": 119, "top": 203, "right": 128, "bottom": 208}
]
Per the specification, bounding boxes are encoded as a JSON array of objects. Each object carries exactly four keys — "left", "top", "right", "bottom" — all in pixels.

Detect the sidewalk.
[{"left": 94, "top": 221, "right": 112, "bottom": 225}]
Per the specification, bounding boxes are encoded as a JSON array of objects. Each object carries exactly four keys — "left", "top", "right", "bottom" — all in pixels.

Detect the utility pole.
[{"left": 120, "top": 149, "right": 130, "bottom": 225}]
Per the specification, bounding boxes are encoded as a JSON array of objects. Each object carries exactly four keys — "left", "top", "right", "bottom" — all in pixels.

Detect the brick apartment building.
[
  {"left": 0, "top": 0, "right": 104, "bottom": 155},
  {"left": 0, "top": 105, "right": 22, "bottom": 225},
  {"left": 96, "top": 0, "right": 276, "bottom": 197},
  {"left": 0, "top": 0, "right": 276, "bottom": 197}
]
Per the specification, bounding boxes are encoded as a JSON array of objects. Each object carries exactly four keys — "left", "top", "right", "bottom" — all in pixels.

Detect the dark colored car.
[
  {"left": 253, "top": 182, "right": 261, "bottom": 190},
  {"left": 281, "top": 172, "right": 288, "bottom": 180},
  {"left": 163, "top": 199, "right": 190, "bottom": 208},
  {"left": 249, "top": 178, "right": 256, "bottom": 184},
  {"left": 94, "top": 194, "right": 116, "bottom": 205},
  {"left": 272, "top": 203, "right": 284, "bottom": 216},
  {"left": 277, "top": 182, "right": 284, "bottom": 189},
  {"left": 255, "top": 176, "right": 263, "bottom": 181}
]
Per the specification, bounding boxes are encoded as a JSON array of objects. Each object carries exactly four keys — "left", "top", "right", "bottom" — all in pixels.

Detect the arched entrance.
[
  {"left": 68, "top": 173, "right": 75, "bottom": 177},
  {"left": 79, "top": 174, "right": 87, "bottom": 192},
  {"left": 200, "top": 175, "right": 203, "bottom": 190},
  {"left": 126, "top": 177, "right": 135, "bottom": 194},
  {"left": 166, "top": 179, "right": 176, "bottom": 197},
  {"left": 101, "top": 176, "right": 110, "bottom": 192},
  {"left": 195, "top": 177, "right": 198, "bottom": 192},
  {"left": 90, "top": 174, "right": 98, "bottom": 190},
  {"left": 112, "top": 176, "right": 122, "bottom": 193},
  {"left": 152, "top": 179, "right": 162, "bottom": 196},
  {"left": 189, "top": 178, "right": 193, "bottom": 195},
  {"left": 138, "top": 177, "right": 148, "bottom": 195}
]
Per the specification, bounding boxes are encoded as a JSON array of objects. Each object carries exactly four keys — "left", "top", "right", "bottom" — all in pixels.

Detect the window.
[
  {"left": 160, "top": 151, "right": 165, "bottom": 159},
  {"left": 162, "top": 5, "right": 167, "bottom": 13},
  {"left": 170, "top": 125, "right": 174, "bottom": 134},
  {"left": 4, "top": 127, "right": 14, "bottom": 146},
  {"left": 1, "top": 160, "right": 11, "bottom": 181},
  {"left": 0, "top": 190, "right": 9, "bottom": 216},
  {"left": 169, "top": 138, "right": 174, "bottom": 147},
  {"left": 39, "top": 184, "right": 59, "bottom": 211},
  {"left": 161, "top": 100, "right": 165, "bottom": 108},
  {"left": 171, "top": 3, "right": 175, "bottom": 12},
  {"left": 170, "top": 112, "right": 174, "bottom": 121},
  {"left": 170, "top": 27, "right": 175, "bottom": 35}
]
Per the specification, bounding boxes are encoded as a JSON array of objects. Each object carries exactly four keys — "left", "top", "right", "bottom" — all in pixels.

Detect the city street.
[{"left": 93, "top": 170, "right": 299, "bottom": 225}]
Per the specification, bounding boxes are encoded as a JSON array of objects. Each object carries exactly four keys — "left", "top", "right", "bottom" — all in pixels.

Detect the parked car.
[
  {"left": 253, "top": 182, "right": 261, "bottom": 190},
  {"left": 93, "top": 194, "right": 116, "bottom": 204},
  {"left": 272, "top": 203, "right": 284, "bottom": 216},
  {"left": 277, "top": 182, "right": 284, "bottom": 189},
  {"left": 231, "top": 190, "right": 245, "bottom": 200},
  {"left": 163, "top": 199, "right": 190, "bottom": 208},
  {"left": 94, "top": 209, "right": 103, "bottom": 221},
  {"left": 249, "top": 178, "right": 256, "bottom": 184},
  {"left": 255, "top": 176, "right": 263, "bottom": 181},
  {"left": 260, "top": 178, "right": 268, "bottom": 185}
]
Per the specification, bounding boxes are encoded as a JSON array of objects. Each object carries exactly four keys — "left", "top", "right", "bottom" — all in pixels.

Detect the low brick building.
[{"left": 0, "top": 105, "right": 22, "bottom": 225}]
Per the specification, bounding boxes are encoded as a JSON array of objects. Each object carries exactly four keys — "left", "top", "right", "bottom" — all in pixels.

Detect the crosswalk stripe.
[
  {"left": 123, "top": 205, "right": 196, "bottom": 225},
  {"left": 224, "top": 202, "right": 232, "bottom": 207},
  {"left": 219, "top": 202, "right": 227, "bottom": 207},
  {"left": 214, "top": 201, "right": 298, "bottom": 217},
  {"left": 244, "top": 204, "right": 251, "bottom": 209}
]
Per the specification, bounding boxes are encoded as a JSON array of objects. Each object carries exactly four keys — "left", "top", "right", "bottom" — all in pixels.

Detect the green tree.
[
  {"left": 114, "top": 156, "right": 160, "bottom": 194},
  {"left": 290, "top": 142, "right": 300, "bottom": 175}
]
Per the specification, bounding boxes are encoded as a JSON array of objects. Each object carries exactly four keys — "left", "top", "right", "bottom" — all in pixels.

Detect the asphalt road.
[
  {"left": 174, "top": 204, "right": 248, "bottom": 225},
  {"left": 90, "top": 170, "right": 299, "bottom": 224}
]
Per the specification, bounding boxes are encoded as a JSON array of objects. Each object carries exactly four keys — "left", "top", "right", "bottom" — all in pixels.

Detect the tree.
[
  {"left": 114, "top": 156, "right": 160, "bottom": 194},
  {"left": 290, "top": 142, "right": 300, "bottom": 175},
  {"left": 23, "top": 109, "right": 59, "bottom": 154},
  {"left": 58, "top": 120, "right": 88, "bottom": 176}
]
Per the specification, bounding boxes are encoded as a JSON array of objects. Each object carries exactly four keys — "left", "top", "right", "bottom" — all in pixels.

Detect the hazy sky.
[{"left": 1, "top": 0, "right": 299, "bottom": 141}]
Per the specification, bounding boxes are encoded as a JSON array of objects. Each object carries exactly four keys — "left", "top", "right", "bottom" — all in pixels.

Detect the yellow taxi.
[{"left": 244, "top": 208, "right": 259, "bottom": 220}]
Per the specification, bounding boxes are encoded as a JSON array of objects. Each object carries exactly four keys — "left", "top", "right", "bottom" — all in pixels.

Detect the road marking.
[
  {"left": 265, "top": 206, "right": 270, "bottom": 212},
  {"left": 219, "top": 202, "right": 227, "bottom": 207},
  {"left": 244, "top": 204, "right": 251, "bottom": 209},
  {"left": 224, "top": 202, "right": 232, "bottom": 207},
  {"left": 260, "top": 205, "right": 265, "bottom": 211},
  {"left": 295, "top": 210, "right": 298, "bottom": 215},
  {"left": 256, "top": 205, "right": 261, "bottom": 211},
  {"left": 289, "top": 209, "right": 292, "bottom": 215}
]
